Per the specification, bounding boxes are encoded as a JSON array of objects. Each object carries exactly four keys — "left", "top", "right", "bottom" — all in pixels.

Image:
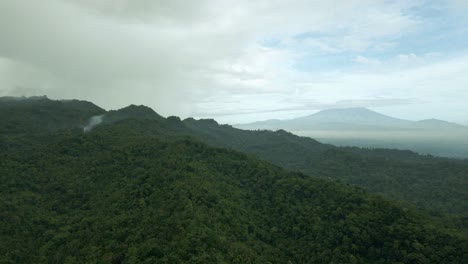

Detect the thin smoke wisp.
[{"left": 83, "top": 115, "right": 104, "bottom": 133}]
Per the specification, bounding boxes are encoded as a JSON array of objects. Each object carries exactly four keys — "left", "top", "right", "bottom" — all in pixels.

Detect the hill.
[
  {"left": 235, "top": 107, "right": 468, "bottom": 158},
  {"left": 1, "top": 98, "right": 467, "bottom": 217},
  {"left": 236, "top": 107, "right": 468, "bottom": 131},
  {"left": 1, "top": 127, "right": 467, "bottom": 263},
  {"left": 0, "top": 96, "right": 105, "bottom": 134},
  {"left": 236, "top": 107, "right": 413, "bottom": 130},
  {"left": 412, "top": 119, "right": 467, "bottom": 129},
  {"left": 183, "top": 117, "right": 468, "bottom": 217}
]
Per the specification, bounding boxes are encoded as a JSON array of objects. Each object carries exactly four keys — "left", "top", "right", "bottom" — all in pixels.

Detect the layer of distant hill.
[
  {"left": 1, "top": 97, "right": 467, "bottom": 263},
  {"left": 236, "top": 107, "right": 468, "bottom": 158}
]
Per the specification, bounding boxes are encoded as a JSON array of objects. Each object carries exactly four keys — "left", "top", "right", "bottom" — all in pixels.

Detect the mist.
[
  {"left": 293, "top": 129, "right": 468, "bottom": 159},
  {"left": 83, "top": 115, "right": 104, "bottom": 132}
]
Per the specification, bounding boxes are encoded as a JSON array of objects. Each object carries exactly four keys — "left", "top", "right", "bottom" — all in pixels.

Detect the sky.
[{"left": 0, "top": 0, "right": 467, "bottom": 124}]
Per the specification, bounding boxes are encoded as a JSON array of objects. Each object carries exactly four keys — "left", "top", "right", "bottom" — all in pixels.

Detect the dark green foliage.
[
  {"left": 1, "top": 97, "right": 468, "bottom": 262},
  {"left": 1, "top": 132, "right": 467, "bottom": 263},
  {"left": 183, "top": 118, "right": 468, "bottom": 217},
  {"left": 1, "top": 98, "right": 467, "bottom": 216},
  {"left": 104, "top": 105, "right": 164, "bottom": 124},
  {"left": 0, "top": 96, "right": 105, "bottom": 134}
]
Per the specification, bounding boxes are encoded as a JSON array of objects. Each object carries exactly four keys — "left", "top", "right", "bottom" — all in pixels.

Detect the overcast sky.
[{"left": 1, "top": 0, "right": 467, "bottom": 124}]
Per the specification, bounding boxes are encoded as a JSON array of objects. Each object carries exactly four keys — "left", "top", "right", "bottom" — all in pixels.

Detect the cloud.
[
  {"left": 0, "top": 0, "right": 466, "bottom": 123},
  {"left": 0, "top": 0, "right": 235, "bottom": 115},
  {"left": 396, "top": 53, "right": 418, "bottom": 63},
  {"left": 68, "top": 0, "right": 216, "bottom": 23},
  {"left": 353, "top": 56, "right": 381, "bottom": 65},
  {"left": 195, "top": 97, "right": 416, "bottom": 117},
  {"left": 450, "top": 0, "right": 468, "bottom": 10}
]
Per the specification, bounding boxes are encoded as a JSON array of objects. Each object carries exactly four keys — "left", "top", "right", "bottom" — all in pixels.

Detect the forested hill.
[
  {"left": 0, "top": 96, "right": 105, "bottom": 134},
  {"left": 183, "top": 118, "right": 468, "bottom": 217},
  {"left": 1, "top": 97, "right": 468, "bottom": 262},
  {"left": 2, "top": 124, "right": 468, "bottom": 263},
  {"left": 1, "top": 96, "right": 467, "bottom": 218}
]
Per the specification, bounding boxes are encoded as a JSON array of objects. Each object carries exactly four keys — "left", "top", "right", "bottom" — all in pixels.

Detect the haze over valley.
[{"left": 237, "top": 107, "right": 468, "bottom": 158}]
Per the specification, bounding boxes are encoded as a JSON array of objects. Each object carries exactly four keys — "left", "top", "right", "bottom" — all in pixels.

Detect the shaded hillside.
[
  {"left": 1, "top": 98, "right": 467, "bottom": 217},
  {"left": 182, "top": 118, "right": 468, "bottom": 217},
  {"left": 104, "top": 104, "right": 164, "bottom": 124},
  {"left": 0, "top": 96, "right": 105, "bottom": 134},
  {"left": 183, "top": 118, "right": 332, "bottom": 163},
  {"left": 1, "top": 130, "right": 467, "bottom": 263}
]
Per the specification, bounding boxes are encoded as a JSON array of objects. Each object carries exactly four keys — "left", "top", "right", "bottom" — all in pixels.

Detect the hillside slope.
[
  {"left": 1, "top": 98, "right": 467, "bottom": 217},
  {"left": 1, "top": 130, "right": 467, "bottom": 263},
  {"left": 0, "top": 96, "right": 105, "bottom": 134},
  {"left": 182, "top": 118, "right": 468, "bottom": 217}
]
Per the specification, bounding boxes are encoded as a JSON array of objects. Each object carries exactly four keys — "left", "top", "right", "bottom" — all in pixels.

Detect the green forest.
[{"left": 1, "top": 97, "right": 467, "bottom": 263}]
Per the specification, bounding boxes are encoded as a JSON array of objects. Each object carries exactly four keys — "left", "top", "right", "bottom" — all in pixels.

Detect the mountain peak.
[
  {"left": 118, "top": 104, "right": 157, "bottom": 114},
  {"left": 235, "top": 107, "right": 412, "bottom": 130},
  {"left": 315, "top": 107, "right": 381, "bottom": 116},
  {"left": 295, "top": 107, "right": 411, "bottom": 127},
  {"left": 104, "top": 105, "right": 163, "bottom": 123}
]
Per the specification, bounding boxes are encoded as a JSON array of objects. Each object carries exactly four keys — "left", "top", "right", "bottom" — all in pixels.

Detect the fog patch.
[{"left": 83, "top": 115, "right": 104, "bottom": 132}]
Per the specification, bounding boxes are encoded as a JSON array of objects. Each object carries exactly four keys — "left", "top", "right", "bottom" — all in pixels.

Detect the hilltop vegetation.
[
  {"left": 1, "top": 97, "right": 467, "bottom": 217},
  {"left": 0, "top": 96, "right": 105, "bottom": 134},
  {"left": 1, "top": 130, "right": 467, "bottom": 263},
  {"left": 1, "top": 97, "right": 467, "bottom": 263},
  {"left": 184, "top": 118, "right": 468, "bottom": 217}
]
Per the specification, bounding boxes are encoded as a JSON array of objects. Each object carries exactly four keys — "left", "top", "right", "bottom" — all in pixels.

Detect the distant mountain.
[
  {"left": 1, "top": 98, "right": 467, "bottom": 263},
  {"left": 236, "top": 107, "right": 466, "bottom": 131},
  {"left": 235, "top": 107, "right": 468, "bottom": 159},
  {"left": 411, "top": 119, "right": 467, "bottom": 129},
  {"left": 292, "top": 107, "right": 411, "bottom": 127}
]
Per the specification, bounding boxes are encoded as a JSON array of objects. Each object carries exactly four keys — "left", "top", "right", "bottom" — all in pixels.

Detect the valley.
[{"left": 237, "top": 108, "right": 468, "bottom": 158}]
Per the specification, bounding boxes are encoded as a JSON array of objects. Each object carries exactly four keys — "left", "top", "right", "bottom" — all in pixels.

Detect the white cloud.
[
  {"left": 0, "top": 0, "right": 466, "bottom": 123},
  {"left": 396, "top": 53, "right": 418, "bottom": 63},
  {"left": 353, "top": 56, "right": 381, "bottom": 65}
]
